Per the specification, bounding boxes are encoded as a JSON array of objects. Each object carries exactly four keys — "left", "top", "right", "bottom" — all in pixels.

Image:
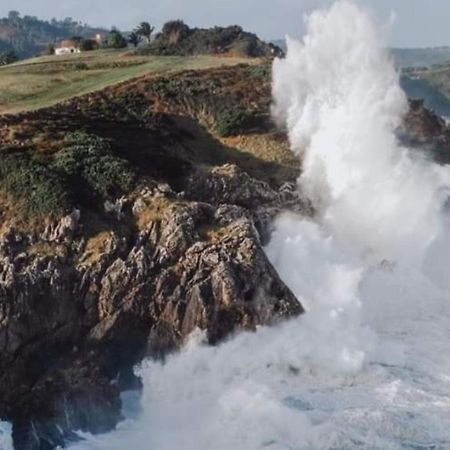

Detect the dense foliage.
[
  {"left": 137, "top": 23, "right": 282, "bottom": 58},
  {"left": 0, "top": 10, "right": 106, "bottom": 58},
  {"left": 0, "top": 152, "right": 72, "bottom": 217},
  {"left": 78, "top": 38, "right": 99, "bottom": 52},
  {"left": 105, "top": 30, "right": 128, "bottom": 49},
  {"left": 0, "top": 131, "right": 138, "bottom": 220},
  {"left": 135, "top": 22, "right": 154, "bottom": 44},
  {"left": 54, "top": 132, "right": 137, "bottom": 200},
  {"left": 214, "top": 105, "right": 261, "bottom": 137}
]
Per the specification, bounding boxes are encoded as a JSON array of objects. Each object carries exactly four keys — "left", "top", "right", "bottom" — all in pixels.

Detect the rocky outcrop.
[
  {"left": 0, "top": 171, "right": 306, "bottom": 450},
  {"left": 185, "top": 164, "right": 312, "bottom": 243},
  {"left": 402, "top": 99, "right": 450, "bottom": 163}
]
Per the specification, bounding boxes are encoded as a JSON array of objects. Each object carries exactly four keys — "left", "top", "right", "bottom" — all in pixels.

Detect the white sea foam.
[
  {"left": 0, "top": 421, "right": 13, "bottom": 450},
  {"left": 68, "top": 1, "right": 450, "bottom": 449}
]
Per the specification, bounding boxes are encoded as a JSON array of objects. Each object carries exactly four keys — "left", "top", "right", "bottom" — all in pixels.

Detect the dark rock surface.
[
  {"left": 0, "top": 171, "right": 306, "bottom": 449},
  {"left": 402, "top": 98, "right": 450, "bottom": 163}
]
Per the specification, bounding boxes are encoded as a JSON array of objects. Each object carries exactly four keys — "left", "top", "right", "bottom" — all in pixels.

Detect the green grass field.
[{"left": 0, "top": 49, "right": 253, "bottom": 114}]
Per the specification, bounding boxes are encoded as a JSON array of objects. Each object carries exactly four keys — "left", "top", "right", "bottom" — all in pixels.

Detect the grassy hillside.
[
  {"left": 0, "top": 50, "right": 254, "bottom": 114},
  {"left": 0, "top": 61, "right": 299, "bottom": 233}
]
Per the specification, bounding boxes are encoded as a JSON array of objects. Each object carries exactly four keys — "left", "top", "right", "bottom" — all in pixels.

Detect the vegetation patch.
[
  {"left": 53, "top": 132, "right": 137, "bottom": 201},
  {"left": 0, "top": 152, "right": 72, "bottom": 218},
  {"left": 136, "top": 23, "right": 282, "bottom": 58},
  {"left": 134, "top": 196, "right": 175, "bottom": 230},
  {"left": 214, "top": 105, "right": 261, "bottom": 137},
  {"left": 78, "top": 230, "right": 113, "bottom": 267}
]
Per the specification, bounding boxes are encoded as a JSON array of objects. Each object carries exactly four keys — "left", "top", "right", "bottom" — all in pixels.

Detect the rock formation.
[{"left": 0, "top": 172, "right": 305, "bottom": 449}]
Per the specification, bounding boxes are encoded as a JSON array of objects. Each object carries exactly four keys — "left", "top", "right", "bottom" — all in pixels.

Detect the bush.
[
  {"left": 161, "top": 20, "right": 190, "bottom": 44},
  {"left": 74, "top": 62, "right": 88, "bottom": 71},
  {"left": 0, "top": 50, "right": 18, "bottom": 66},
  {"left": 79, "top": 39, "right": 98, "bottom": 52},
  {"left": 105, "top": 30, "right": 128, "bottom": 49},
  {"left": 137, "top": 24, "right": 276, "bottom": 58},
  {"left": 214, "top": 105, "right": 260, "bottom": 137},
  {"left": 0, "top": 153, "right": 72, "bottom": 217},
  {"left": 53, "top": 132, "right": 136, "bottom": 200}
]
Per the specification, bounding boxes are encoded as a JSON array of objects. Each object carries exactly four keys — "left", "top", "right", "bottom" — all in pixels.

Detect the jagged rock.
[
  {"left": 42, "top": 210, "right": 81, "bottom": 244},
  {"left": 186, "top": 164, "right": 312, "bottom": 243},
  {"left": 104, "top": 197, "right": 130, "bottom": 220},
  {"left": 402, "top": 99, "right": 450, "bottom": 163},
  {"left": 0, "top": 169, "right": 304, "bottom": 450}
]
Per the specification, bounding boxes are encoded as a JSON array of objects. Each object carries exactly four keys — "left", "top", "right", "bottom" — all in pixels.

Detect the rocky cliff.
[{"left": 0, "top": 64, "right": 305, "bottom": 450}]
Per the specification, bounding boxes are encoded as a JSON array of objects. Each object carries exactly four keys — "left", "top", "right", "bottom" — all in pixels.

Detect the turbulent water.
[{"left": 5, "top": 1, "right": 450, "bottom": 449}]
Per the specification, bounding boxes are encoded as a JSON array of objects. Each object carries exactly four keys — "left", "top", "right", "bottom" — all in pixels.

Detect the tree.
[
  {"left": 135, "top": 22, "right": 154, "bottom": 44},
  {"left": 7, "top": 11, "right": 20, "bottom": 22},
  {"left": 0, "top": 50, "right": 18, "bottom": 66},
  {"left": 128, "top": 31, "right": 141, "bottom": 48},
  {"left": 161, "top": 20, "right": 190, "bottom": 44},
  {"left": 106, "top": 30, "right": 127, "bottom": 49},
  {"left": 79, "top": 39, "right": 98, "bottom": 52}
]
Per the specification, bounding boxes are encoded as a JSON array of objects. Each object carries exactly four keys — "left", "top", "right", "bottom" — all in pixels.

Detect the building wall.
[{"left": 55, "top": 47, "right": 81, "bottom": 56}]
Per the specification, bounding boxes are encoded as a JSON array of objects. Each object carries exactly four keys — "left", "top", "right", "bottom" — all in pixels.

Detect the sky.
[{"left": 0, "top": 0, "right": 448, "bottom": 48}]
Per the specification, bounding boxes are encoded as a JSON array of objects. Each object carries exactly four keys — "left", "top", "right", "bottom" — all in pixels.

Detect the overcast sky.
[{"left": 0, "top": 0, "right": 448, "bottom": 48}]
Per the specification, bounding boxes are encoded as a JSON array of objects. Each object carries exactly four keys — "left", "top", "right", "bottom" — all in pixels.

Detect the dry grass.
[
  {"left": 78, "top": 230, "right": 114, "bottom": 267},
  {"left": 198, "top": 223, "right": 230, "bottom": 243},
  {"left": 27, "top": 242, "right": 68, "bottom": 258},
  {"left": 220, "top": 132, "right": 300, "bottom": 184},
  {"left": 134, "top": 196, "right": 176, "bottom": 231}
]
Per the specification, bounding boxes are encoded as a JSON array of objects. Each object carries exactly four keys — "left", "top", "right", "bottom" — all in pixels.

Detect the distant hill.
[
  {"left": 138, "top": 22, "right": 283, "bottom": 58},
  {"left": 272, "top": 40, "right": 450, "bottom": 70},
  {"left": 390, "top": 47, "right": 450, "bottom": 69},
  {"left": 0, "top": 10, "right": 106, "bottom": 58}
]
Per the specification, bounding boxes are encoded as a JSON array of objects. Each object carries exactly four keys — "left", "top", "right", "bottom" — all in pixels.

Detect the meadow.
[{"left": 0, "top": 49, "right": 252, "bottom": 114}]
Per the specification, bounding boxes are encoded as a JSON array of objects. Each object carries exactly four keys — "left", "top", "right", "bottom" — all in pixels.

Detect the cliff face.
[
  {"left": 0, "top": 176, "right": 305, "bottom": 450},
  {"left": 0, "top": 64, "right": 306, "bottom": 450}
]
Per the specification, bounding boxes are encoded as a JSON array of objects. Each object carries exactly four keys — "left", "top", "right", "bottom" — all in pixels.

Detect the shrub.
[
  {"left": 74, "top": 62, "right": 88, "bottom": 71},
  {"left": 105, "top": 30, "right": 127, "bottom": 49},
  {"left": 161, "top": 20, "right": 190, "bottom": 44},
  {"left": 214, "top": 105, "right": 260, "bottom": 137},
  {"left": 0, "top": 153, "right": 72, "bottom": 217},
  {"left": 79, "top": 39, "right": 98, "bottom": 52},
  {"left": 137, "top": 24, "right": 276, "bottom": 58},
  {"left": 53, "top": 132, "right": 136, "bottom": 200},
  {"left": 0, "top": 50, "right": 18, "bottom": 66}
]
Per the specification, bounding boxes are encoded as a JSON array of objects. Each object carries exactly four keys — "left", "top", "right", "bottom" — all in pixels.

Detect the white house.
[{"left": 55, "top": 40, "right": 81, "bottom": 56}]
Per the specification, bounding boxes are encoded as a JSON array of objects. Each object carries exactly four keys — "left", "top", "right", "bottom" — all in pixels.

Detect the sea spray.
[
  {"left": 272, "top": 0, "right": 450, "bottom": 263},
  {"left": 69, "top": 1, "right": 450, "bottom": 449},
  {"left": 0, "top": 421, "right": 13, "bottom": 450}
]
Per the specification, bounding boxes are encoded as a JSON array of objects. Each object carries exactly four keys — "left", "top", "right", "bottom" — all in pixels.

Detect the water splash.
[{"left": 0, "top": 421, "right": 13, "bottom": 450}]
